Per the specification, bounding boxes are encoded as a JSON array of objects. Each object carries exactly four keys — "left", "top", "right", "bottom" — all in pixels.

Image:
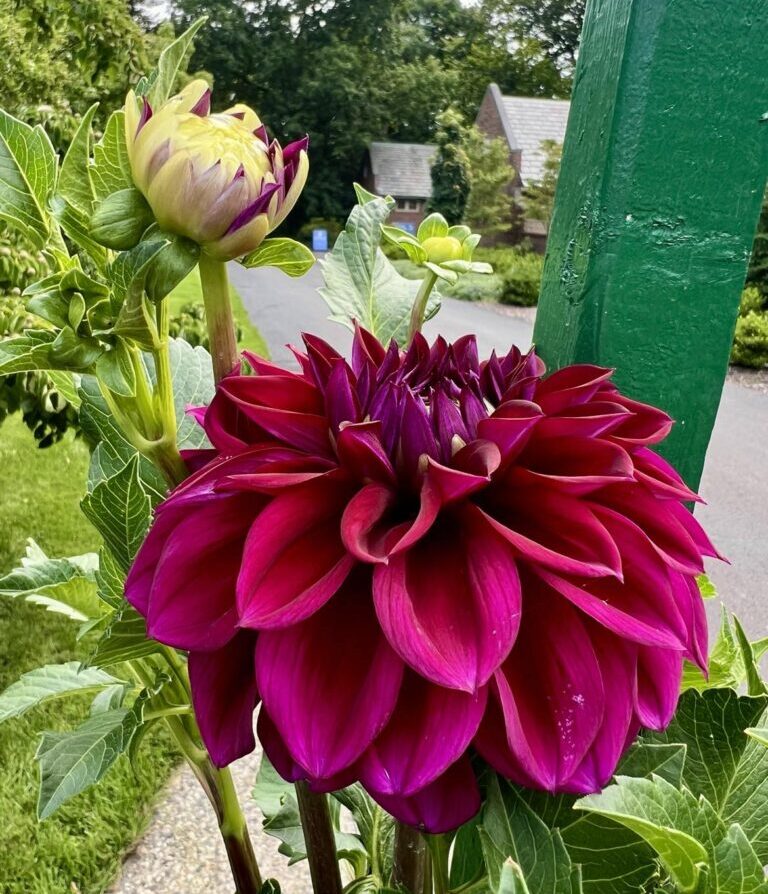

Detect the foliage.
[
  {"left": 521, "top": 139, "right": 562, "bottom": 230},
  {"left": 464, "top": 125, "right": 516, "bottom": 237},
  {"left": 425, "top": 109, "right": 471, "bottom": 225},
  {"left": 174, "top": 0, "right": 570, "bottom": 224},
  {"left": 730, "top": 286, "right": 768, "bottom": 369},
  {"left": 476, "top": 246, "right": 544, "bottom": 305},
  {"left": 746, "top": 187, "right": 768, "bottom": 298}
]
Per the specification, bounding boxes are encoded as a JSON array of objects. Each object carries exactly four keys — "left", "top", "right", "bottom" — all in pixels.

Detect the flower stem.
[
  {"left": 295, "top": 781, "right": 343, "bottom": 894},
  {"left": 426, "top": 834, "right": 450, "bottom": 894},
  {"left": 393, "top": 822, "right": 427, "bottom": 894},
  {"left": 408, "top": 269, "right": 439, "bottom": 343},
  {"left": 199, "top": 252, "right": 239, "bottom": 383}
]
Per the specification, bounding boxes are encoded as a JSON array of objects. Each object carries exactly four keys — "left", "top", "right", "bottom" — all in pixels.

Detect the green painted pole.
[{"left": 533, "top": 0, "right": 768, "bottom": 488}]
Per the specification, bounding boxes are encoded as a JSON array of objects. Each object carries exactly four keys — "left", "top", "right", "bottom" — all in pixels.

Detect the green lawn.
[
  {"left": 168, "top": 268, "right": 270, "bottom": 357},
  {"left": 0, "top": 268, "right": 266, "bottom": 893}
]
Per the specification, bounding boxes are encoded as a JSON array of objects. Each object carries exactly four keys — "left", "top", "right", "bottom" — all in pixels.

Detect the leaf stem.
[
  {"left": 426, "top": 834, "right": 450, "bottom": 894},
  {"left": 408, "top": 269, "right": 438, "bottom": 343},
  {"left": 393, "top": 822, "right": 428, "bottom": 893},
  {"left": 295, "top": 781, "right": 343, "bottom": 894},
  {"left": 199, "top": 252, "right": 239, "bottom": 383}
]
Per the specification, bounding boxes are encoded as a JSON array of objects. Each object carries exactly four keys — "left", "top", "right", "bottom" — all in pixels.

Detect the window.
[{"left": 395, "top": 198, "right": 421, "bottom": 212}]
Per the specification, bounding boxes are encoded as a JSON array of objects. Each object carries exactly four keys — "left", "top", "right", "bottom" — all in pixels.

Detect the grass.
[
  {"left": 168, "top": 267, "right": 270, "bottom": 357},
  {"left": 0, "top": 416, "right": 178, "bottom": 894}
]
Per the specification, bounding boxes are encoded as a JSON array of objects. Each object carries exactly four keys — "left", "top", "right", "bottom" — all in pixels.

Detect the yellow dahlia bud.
[{"left": 124, "top": 80, "right": 309, "bottom": 261}]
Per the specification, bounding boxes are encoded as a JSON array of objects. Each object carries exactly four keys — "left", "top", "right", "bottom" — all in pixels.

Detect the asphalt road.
[{"left": 229, "top": 261, "right": 768, "bottom": 641}]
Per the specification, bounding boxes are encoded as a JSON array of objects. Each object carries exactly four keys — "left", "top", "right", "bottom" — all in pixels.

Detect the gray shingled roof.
[
  {"left": 500, "top": 95, "right": 570, "bottom": 184},
  {"left": 369, "top": 142, "right": 436, "bottom": 198}
]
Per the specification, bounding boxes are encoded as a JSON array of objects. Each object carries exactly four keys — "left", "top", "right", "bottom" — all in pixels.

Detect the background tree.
[
  {"left": 522, "top": 138, "right": 562, "bottom": 230},
  {"left": 464, "top": 127, "right": 516, "bottom": 237},
  {"left": 426, "top": 108, "right": 471, "bottom": 224}
]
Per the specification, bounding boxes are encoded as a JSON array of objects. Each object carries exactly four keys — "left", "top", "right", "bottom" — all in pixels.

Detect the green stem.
[
  {"left": 295, "top": 781, "right": 343, "bottom": 894},
  {"left": 393, "top": 822, "right": 427, "bottom": 894},
  {"left": 426, "top": 834, "right": 450, "bottom": 894},
  {"left": 199, "top": 252, "right": 239, "bottom": 383},
  {"left": 408, "top": 269, "right": 438, "bottom": 343}
]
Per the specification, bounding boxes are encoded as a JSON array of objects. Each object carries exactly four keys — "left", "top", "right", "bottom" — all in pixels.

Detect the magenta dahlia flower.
[{"left": 126, "top": 326, "right": 716, "bottom": 833}]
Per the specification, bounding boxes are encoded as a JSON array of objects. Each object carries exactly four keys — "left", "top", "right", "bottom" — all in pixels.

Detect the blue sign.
[
  {"left": 395, "top": 221, "right": 417, "bottom": 234},
  {"left": 312, "top": 228, "right": 329, "bottom": 252}
]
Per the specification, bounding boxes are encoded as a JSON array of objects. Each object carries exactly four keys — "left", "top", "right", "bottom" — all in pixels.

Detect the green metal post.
[{"left": 533, "top": 0, "right": 768, "bottom": 488}]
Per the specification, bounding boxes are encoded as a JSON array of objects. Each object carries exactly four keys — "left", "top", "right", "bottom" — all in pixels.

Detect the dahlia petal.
[
  {"left": 431, "top": 389, "right": 470, "bottom": 460},
  {"left": 400, "top": 389, "right": 439, "bottom": 474},
  {"left": 257, "top": 708, "right": 304, "bottom": 782},
  {"left": 360, "top": 673, "right": 486, "bottom": 796},
  {"left": 144, "top": 495, "right": 255, "bottom": 650},
  {"left": 238, "top": 477, "right": 354, "bottom": 629},
  {"left": 336, "top": 422, "right": 396, "bottom": 484},
  {"left": 536, "top": 401, "right": 631, "bottom": 439},
  {"left": 535, "top": 365, "right": 614, "bottom": 414},
  {"left": 670, "top": 572, "right": 708, "bottom": 669},
  {"left": 255, "top": 573, "right": 404, "bottom": 778},
  {"left": 606, "top": 393, "right": 674, "bottom": 445},
  {"left": 633, "top": 447, "right": 702, "bottom": 502},
  {"left": 352, "top": 321, "right": 386, "bottom": 373},
  {"left": 423, "top": 450, "right": 497, "bottom": 504},
  {"left": 635, "top": 645, "right": 683, "bottom": 729},
  {"left": 477, "top": 400, "right": 542, "bottom": 463},
  {"left": 479, "top": 490, "right": 622, "bottom": 578},
  {"left": 373, "top": 509, "right": 521, "bottom": 692},
  {"left": 222, "top": 399, "right": 331, "bottom": 456},
  {"left": 516, "top": 436, "right": 634, "bottom": 495},
  {"left": 370, "top": 756, "right": 480, "bottom": 834},
  {"left": 476, "top": 584, "right": 604, "bottom": 790},
  {"left": 326, "top": 360, "right": 360, "bottom": 433},
  {"left": 188, "top": 631, "right": 258, "bottom": 767},
  {"left": 220, "top": 374, "right": 323, "bottom": 414},
  {"left": 341, "top": 482, "right": 397, "bottom": 562}
]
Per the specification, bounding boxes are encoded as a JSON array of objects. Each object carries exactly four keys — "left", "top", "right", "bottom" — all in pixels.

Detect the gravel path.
[{"left": 109, "top": 739, "right": 311, "bottom": 894}]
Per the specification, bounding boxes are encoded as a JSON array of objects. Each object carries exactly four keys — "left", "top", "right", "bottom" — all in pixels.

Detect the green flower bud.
[
  {"left": 90, "top": 188, "right": 154, "bottom": 250},
  {"left": 422, "top": 236, "right": 463, "bottom": 264}
]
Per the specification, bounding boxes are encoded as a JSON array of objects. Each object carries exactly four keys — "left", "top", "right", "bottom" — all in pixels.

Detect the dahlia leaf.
[
  {"left": 0, "top": 330, "right": 58, "bottom": 374},
  {"left": 241, "top": 237, "right": 316, "bottom": 278},
  {"left": 575, "top": 775, "right": 713, "bottom": 894},
  {"left": 0, "top": 538, "right": 100, "bottom": 622},
  {"left": 0, "top": 662, "right": 124, "bottom": 723},
  {"left": 35, "top": 706, "right": 141, "bottom": 819},
  {"left": 497, "top": 859, "right": 532, "bottom": 894},
  {"left": 88, "top": 603, "right": 161, "bottom": 668},
  {"left": 682, "top": 611, "right": 768, "bottom": 694},
  {"left": 479, "top": 775, "right": 577, "bottom": 894},
  {"left": 253, "top": 757, "right": 367, "bottom": 868},
  {"left": 332, "top": 784, "right": 395, "bottom": 881},
  {"left": 148, "top": 17, "right": 206, "bottom": 108},
  {"left": 58, "top": 103, "right": 97, "bottom": 216},
  {"left": 319, "top": 189, "right": 439, "bottom": 345},
  {"left": 81, "top": 454, "right": 160, "bottom": 572},
  {"left": 166, "top": 338, "right": 214, "bottom": 450},
  {"left": 90, "top": 111, "right": 133, "bottom": 202},
  {"left": 710, "top": 824, "right": 768, "bottom": 894}
]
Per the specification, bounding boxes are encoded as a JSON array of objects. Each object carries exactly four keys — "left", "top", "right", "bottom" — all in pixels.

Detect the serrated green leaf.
[
  {"left": 35, "top": 705, "right": 142, "bottom": 819},
  {"left": 90, "top": 682, "right": 131, "bottom": 716},
  {"left": 90, "top": 110, "right": 132, "bottom": 202},
  {"left": 253, "top": 757, "right": 367, "bottom": 868},
  {"left": 241, "top": 237, "right": 315, "bottom": 277},
  {"left": 697, "top": 574, "right": 717, "bottom": 599},
  {"left": 96, "top": 340, "right": 136, "bottom": 397},
  {"left": 576, "top": 775, "right": 712, "bottom": 893},
  {"left": 319, "top": 193, "right": 438, "bottom": 345},
  {"left": 480, "top": 775, "right": 576, "bottom": 894},
  {"left": 497, "top": 859, "right": 532, "bottom": 894},
  {"left": 0, "top": 662, "right": 122, "bottom": 723},
  {"left": 46, "top": 370, "right": 83, "bottom": 407},
  {"left": 59, "top": 104, "right": 98, "bottom": 215},
  {"left": 0, "top": 109, "right": 56, "bottom": 246},
  {"left": 88, "top": 602, "right": 160, "bottom": 668},
  {"left": 711, "top": 824, "right": 768, "bottom": 894},
  {"left": 80, "top": 454, "right": 160, "bottom": 572},
  {"left": 95, "top": 547, "right": 125, "bottom": 610},
  {"left": 0, "top": 329, "right": 57, "bottom": 373},
  {"left": 167, "top": 337, "right": 214, "bottom": 450},
  {"left": 333, "top": 784, "right": 395, "bottom": 881},
  {"left": 149, "top": 18, "right": 207, "bottom": 106},
  {"left": 50, "top": 325, "right": 103, "bottom": 370},
  {"left": 144, "top": 233, "right": 200, "bottom": 301},
  {"left": 0, "top": 538, "right": 99, "bottom": 621},
  {"left": 49, "top": 194, "right": 109, "bottom": 267},
  {"left": 732, "top": 616, "right": 766, "bottom": 696}
]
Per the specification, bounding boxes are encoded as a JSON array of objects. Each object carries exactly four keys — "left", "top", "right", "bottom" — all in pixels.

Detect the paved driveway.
[{"left": 229, "top": 261, "right": 768, "bottom": 640}]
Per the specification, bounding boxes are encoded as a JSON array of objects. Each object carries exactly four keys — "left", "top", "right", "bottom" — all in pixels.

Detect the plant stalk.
[
  {"left": 393, "top": 822, "right": 428, "bottom": 894},
  {"left": 295, "top": 781, "right": 343, "bottom": 894},
  {"left": 426, "top": 834, "right": 450, "bottom": 894},
  {"left": 408, "top": 269, "right": 438, "bottom": 343},
  {"left": 199, "top": 252, "right": 239, "bottom": 383}
]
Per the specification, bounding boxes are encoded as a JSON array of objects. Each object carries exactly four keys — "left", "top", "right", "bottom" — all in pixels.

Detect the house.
[
  {"left": 475, "top": 83, "right": 570, "bottom": 250},
  {"left": 361, "top": 142, "right": 435, "bottom": 231}
]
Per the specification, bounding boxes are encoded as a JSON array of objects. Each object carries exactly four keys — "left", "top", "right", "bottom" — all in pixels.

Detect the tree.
[
  {"left": 464, "top": 127, "right": 515, "bottom": 236},
  {"left": 522, "top": 138, "right": 562, "bottom": 230},
  {"left": 747, "top": 187, "right": 768, "bottom": 297},
  {"left": 426, "top": 109, "right": 471, "bottom": 224}
]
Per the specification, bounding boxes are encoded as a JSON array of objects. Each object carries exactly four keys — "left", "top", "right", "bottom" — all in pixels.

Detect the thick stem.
[
  {"left": 408, "top": 270, "right": 439, "bottom": 343},
  {"left": 295, "top": 781, "right": 343, "bottom": 894},
  {"left": 393, "top": 822, "right": 427, "bottom": 894},
  {"left": 426, "top": 834, "right": 450, "bottom": 894},
  {"left": 199, "top": 252, "right": 239, "bottom": 383}
]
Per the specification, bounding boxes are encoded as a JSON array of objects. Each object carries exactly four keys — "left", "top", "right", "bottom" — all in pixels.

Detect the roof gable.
[
  {"left": 498, "top": 94, "right": 570, "bottom": 184},
  {"left": 368, "top": 141, "right": 436, "bottom": 198}
]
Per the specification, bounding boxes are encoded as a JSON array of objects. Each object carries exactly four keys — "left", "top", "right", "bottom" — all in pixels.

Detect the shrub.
[
  {"left": 296, "top": 217, "right": 343, "bottom": 247},
  {"left": 168, "top": 302, "right": 243, "bottom": 350},
  {"left": 476, "top": 246, "right": 544, "bottom": 306},
  {"left": 731, "top": 310, "right": 768, "bottom": 368},
  {"left": 442, "top": 273, "right": 505, "bottom": 303},
  {"left": 738, "top": 285, "right": 764, "bottom": 316}
]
